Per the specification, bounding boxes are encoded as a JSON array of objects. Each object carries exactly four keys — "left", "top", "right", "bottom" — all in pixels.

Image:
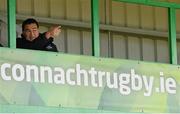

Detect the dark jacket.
[{"left": 16, "top": 33, "right": 58, "bottom": 52}]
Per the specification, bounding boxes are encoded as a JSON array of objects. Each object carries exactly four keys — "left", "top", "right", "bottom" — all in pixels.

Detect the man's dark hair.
[{"left": 22, "top": 18, "right": 39, "bottom": 31}]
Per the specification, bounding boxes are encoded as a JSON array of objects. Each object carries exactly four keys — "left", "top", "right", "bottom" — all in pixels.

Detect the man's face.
[{"left": 22, "top": 23, "right": 39, "bottom": 41}]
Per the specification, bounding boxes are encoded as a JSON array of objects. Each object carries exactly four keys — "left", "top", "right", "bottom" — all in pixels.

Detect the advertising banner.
[{"left": 0, "top": 48, "right": 179, "bottom": 113}]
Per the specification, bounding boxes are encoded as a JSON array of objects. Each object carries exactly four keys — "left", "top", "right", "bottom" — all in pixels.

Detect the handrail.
[{"left": 113, "top": 0, "right": 180, "bottom": 8}]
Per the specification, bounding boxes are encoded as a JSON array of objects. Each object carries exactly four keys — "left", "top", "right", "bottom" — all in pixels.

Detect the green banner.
[{"left": 0, "top": 48, "right": 180, "bottom": 113}]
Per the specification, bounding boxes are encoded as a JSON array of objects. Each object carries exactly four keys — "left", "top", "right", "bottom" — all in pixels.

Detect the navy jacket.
[{"left": 16, "top": 33, "right": 58, "bottom": 52}]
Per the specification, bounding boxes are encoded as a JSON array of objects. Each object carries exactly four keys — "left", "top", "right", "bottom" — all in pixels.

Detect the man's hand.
[{"left": 45, "top": 26, "right": 61, "bottom": 39}]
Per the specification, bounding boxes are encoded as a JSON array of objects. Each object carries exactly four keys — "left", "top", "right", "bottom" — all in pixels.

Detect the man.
[{"left": 17, "top": 18, "right": 61, "bottom": 52}]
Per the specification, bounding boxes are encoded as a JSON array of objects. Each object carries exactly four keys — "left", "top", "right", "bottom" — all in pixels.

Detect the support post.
[
  {"left": 91, "top": 0, "right": 100, "bottom": 57},
  {"left": 168, "top": 8, "right": 177, "bottom": 64},
  {"left": 7, "top": 0, "right": 16, "bottom": 48}
]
